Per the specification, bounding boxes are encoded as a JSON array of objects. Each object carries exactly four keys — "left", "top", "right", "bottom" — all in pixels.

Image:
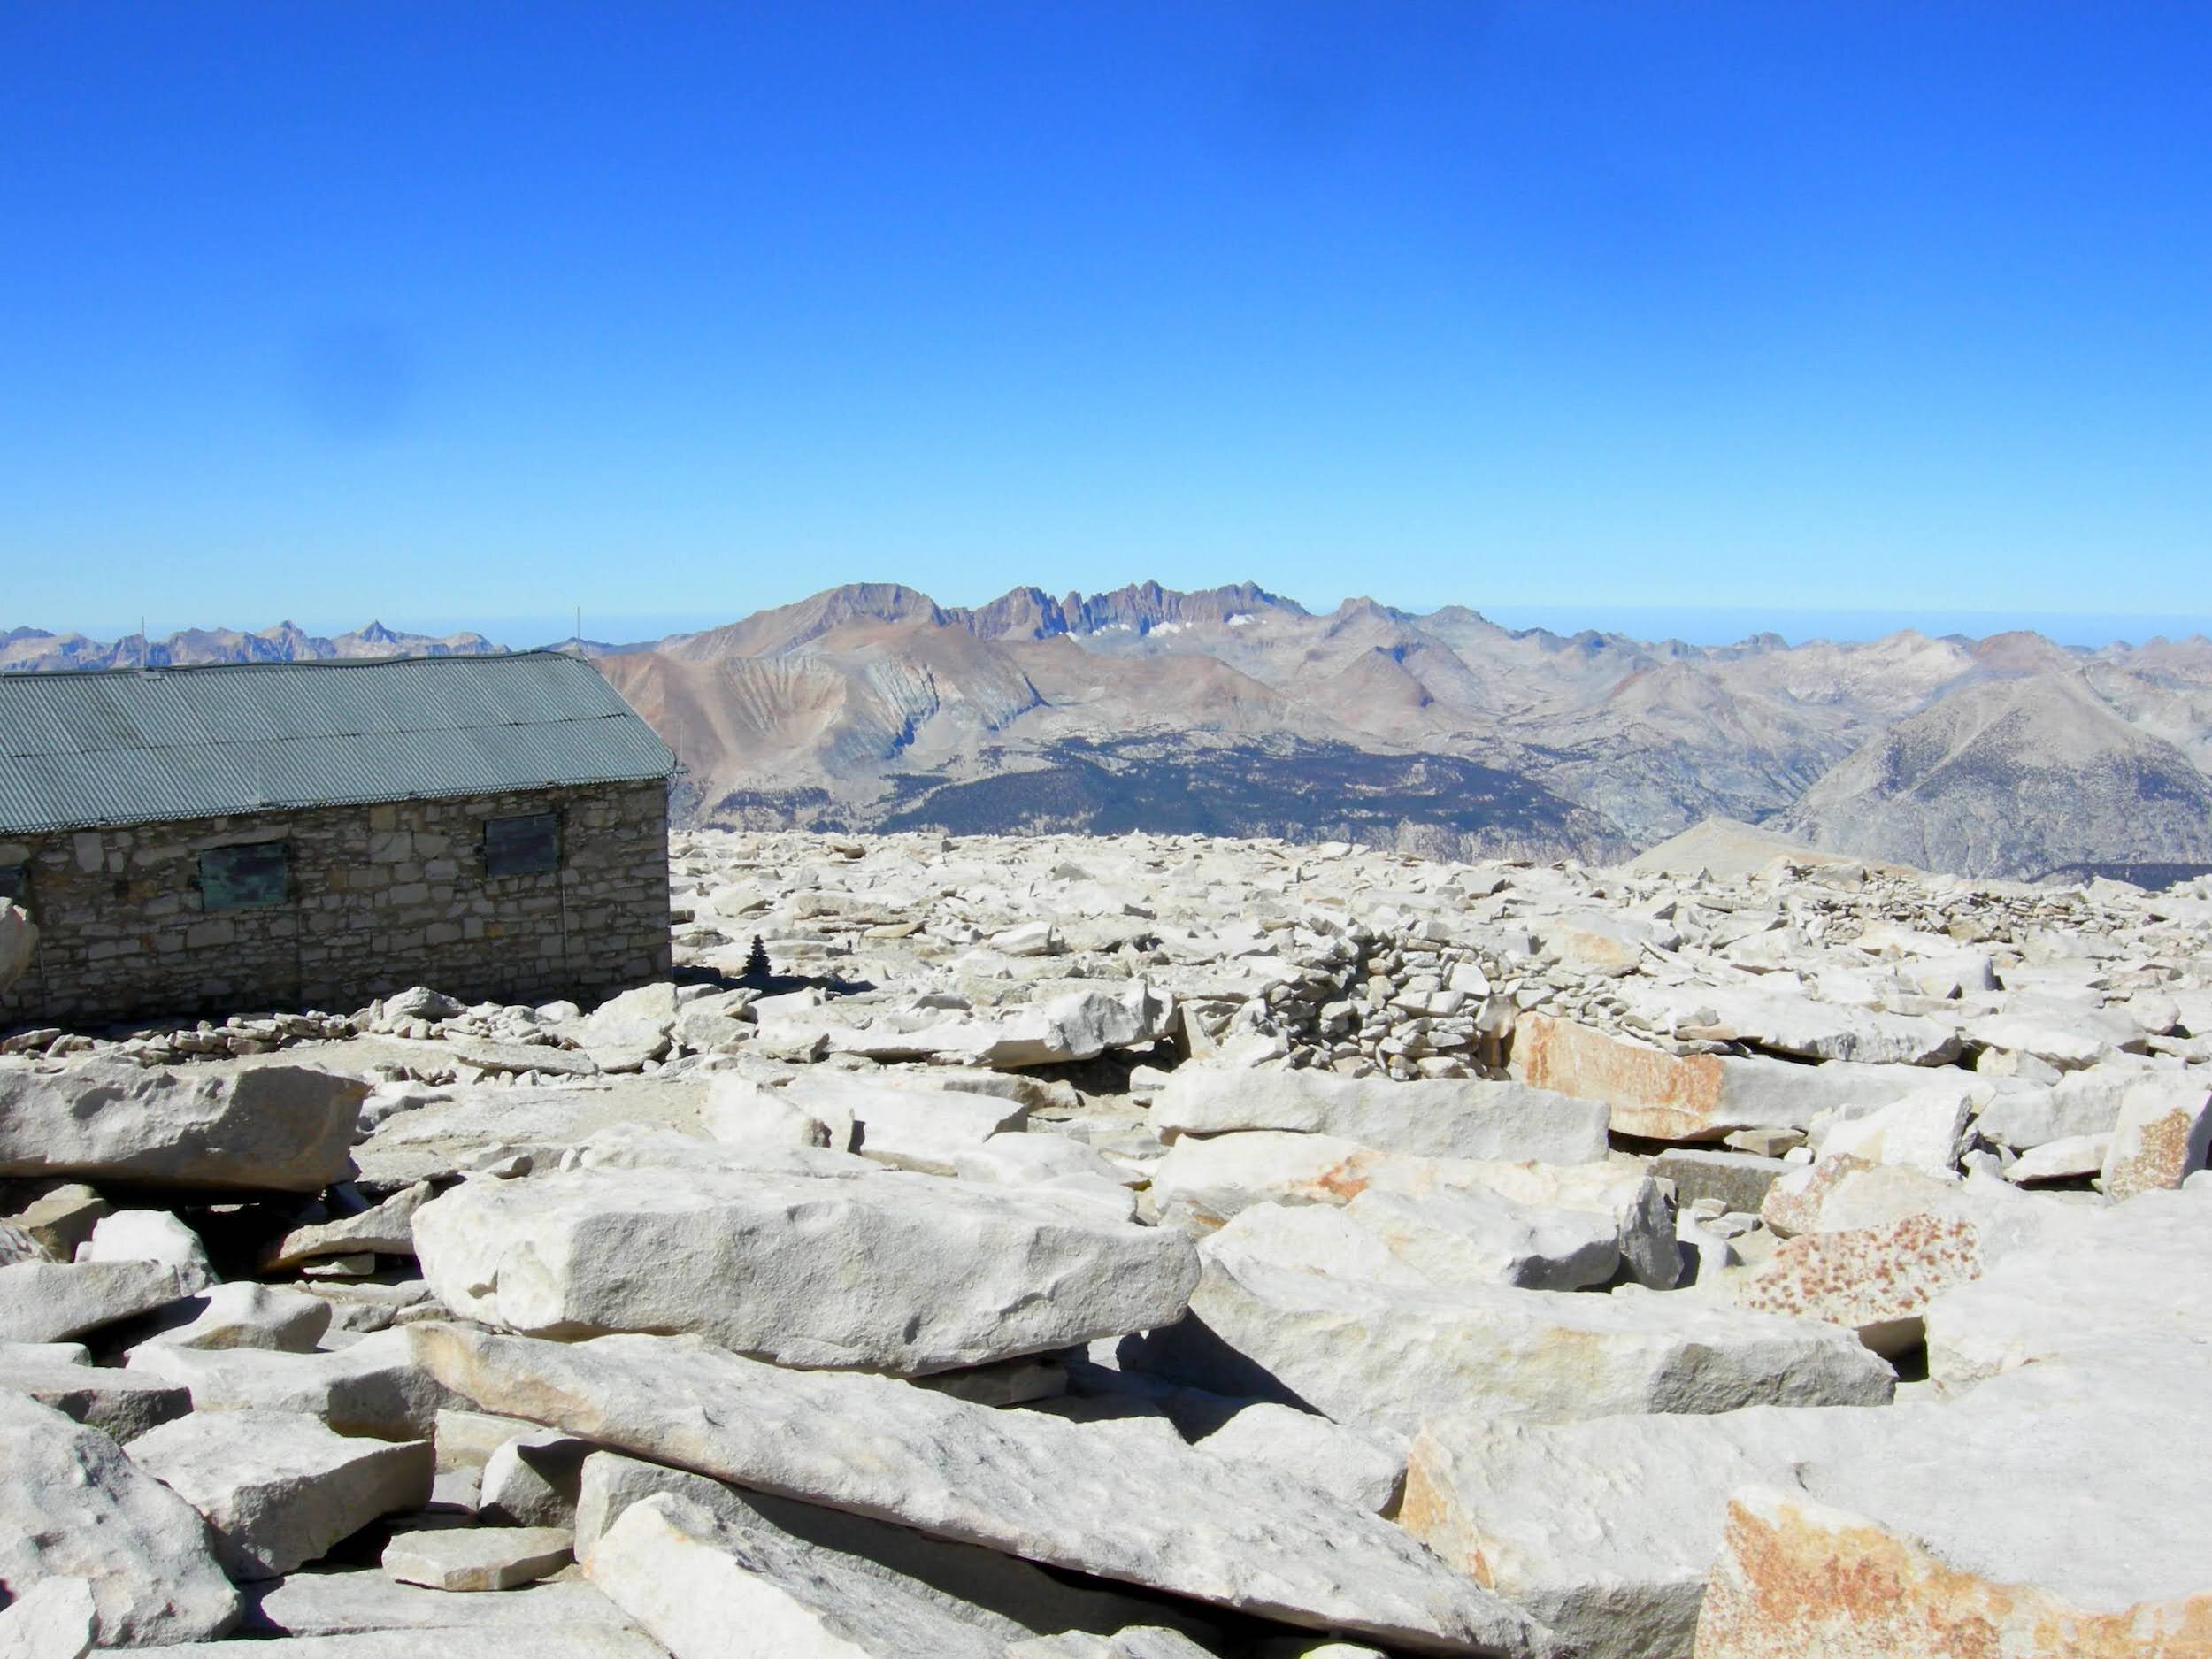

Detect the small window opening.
[
  {"left": 0, "top": 864, "right": 27, "bottom": 906},
  {"left": 197, "top": 841, "right": 290, "bottom": 910},
  {"left": 485, "top": 812, "right": 560, "bottom": 877}
]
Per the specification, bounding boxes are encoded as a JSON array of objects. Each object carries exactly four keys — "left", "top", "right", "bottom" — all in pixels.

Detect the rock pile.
[{"left": 1, "top": 827, "right": 2208, "bottom": 1656}]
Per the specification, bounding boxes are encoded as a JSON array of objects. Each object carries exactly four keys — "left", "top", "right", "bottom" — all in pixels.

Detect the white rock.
[
  {"left": 1962, "top": 997, "right": 2142, "bottom": 1069},
  {"left": 2100, "top": 1077, "right": 2212, "bottom": 1201},
  {"left": 1127, "top": 1225, "right": 1893, "bottom": 1437},
  {"left": 1923, "top": 1185, "right": 2212, "bottom": 1389},
  {"left": 381, "top": 1525, "right": 574, "bottom": 1592},
  {"left": 778, "top": 1076, "right": 1028, "bottom": 1176},
  {"left": 1636, "top": 982, "right": 1961, "bottom": 1066},
  {"left": 576, "top": 982, "right": 679, "bottom": 1071},
  {"left": 242, "top": 1570, "right": 641, "bottom": 1638},
  {"left": 587, "top": 1492, "right": 1007, "bottom": 1658},
  {"left": 0, "top": 1393, "right": 239, "bottom": 1646},
  {"left": 480, "top": 1429, "right": 592, "bottom": 1527},
  {"left": 0, "top": 1575, "right": 94, "bottom": 1659},
  {"left": 703, "top": 1074, "right": 851, "bottom": 1150},
  {"left": 0, "top": 1341, "right": 189, "bottom": 1441},
  {"left": 1402, "top": 1404, "right": 1890, "bottom": 1659},
  {"left": 131, "top": 1281, "right": 334, "bottom": 1354},
  {"left": 1195, "top": 1402, "right": 1404, "bottom": 1516},
  {"left": 1972, "top": 1064, "right": 2147, "bottom": 1149},
  {"left": 1340, "top": 1186, "right": 1624, "bottom": 1292},
  {"left": 1699, "top": 1358, "right": 2212, "bottom": 1651},
  {"left": 1152, "top": 1133, "right": 1678, "bottom": 1287},
  {"left": 991, "top": 920, "right": 1062, "bottom": 957},
  {"left": 124, "top": 1325, "right": 462, "bottom": 1439},
  {"left": 414, "top": 1325, "right": 1544, "bottom": 1653},
  {"left": 0, "top": 1258, "right": 211, "bottom": 1344},
  {"left": 74, "top": 1209, "right": 211, "bottom": 1271},
  {"left": 1151, "top": 1066, "right": 1609, "bottom": 1164},
  {"left": 2003, "top": 1133, "right": 2109, "bottom": 1182},
  {"left": 259, "top": 1183, "right": 432, "bottom": 1271},
  {"left": 127, "top": 1409, "right": 432, "bottom": 1579},
  {"left": 571, "top": 1450, "right": 1220, "bottom": 1648},
  {"left": 1812, "top": 1086, "right": 1971, "bottom": 1177},
  {"left": 0, "top": 1063, "right": 367, "bottom": 1191},
  {"left": 413, "top": 1164, "right": 1198, "bottom": 1374}
]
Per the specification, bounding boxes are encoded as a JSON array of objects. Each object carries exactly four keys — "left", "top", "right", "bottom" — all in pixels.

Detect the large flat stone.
[
  {"left": 125, "top": 1325, "right": 464, "bottom": 1439},
  {"left": 710, "top": 1076, "right": 1029, "bottom": 1177},
  {"left": 381, "top": 1525, "right": 574, "bottom": 1592},
  {"left": 1922, "top": 1184, "right": 2212, "bottom": 1390},
  {"left": 127, "top": 1409, "right": 432, "bottom": 1578},
  {"left": 0, "top": 1343, "right": 190, "bottom": 1440},
  {"left": 243, "top": 1570, "right": 641, "bottom": 1638},
  {"left": 1126, "top": 1223, "right": 1893, "bottom": 1437},
  {"left": 1151, "top": 1066, "right": 1609, "bottom": 1164},
  {"left": 412, "top": 1164, "right": 1197, "bottom": 1375},
  {"left": 411, "top": 1324, "right": 1546, "bottom": 1655},
  {"left": 0, "top": 1258, "right": 211, "bottom": 1344},
  {"left": 586, "top": 1492, "right": 1009, "bottom": 1659},
  {"left": 572, "top": 1452, "right": 1225, "bottom": 1650},
  {"left": 1402, "top": 1405, "right": 1891, "bottom": 1659},
  {"left": 1632, "top": 983, "right": 1962, "bottom": 1066},
  {"left": 0, "top": 1062, "right": 367, "bottom": 1192},
  {"left": 131, "top": 1280, "right": 334, "bottom": 1354},
  {"left": 0, "top": 1392, "right": 240, "bottom": 1646},
  {"left": 1151, "top": 1133, "right": 1678, "bottom": 1288},
  {"left": 1511, "top": 1014, "right": 1950, "bottom": 1142}
]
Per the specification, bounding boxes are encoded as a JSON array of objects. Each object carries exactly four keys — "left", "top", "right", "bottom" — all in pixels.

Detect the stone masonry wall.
[{"left": 0, "top": 780, "right": 671, "bottom": 1030}]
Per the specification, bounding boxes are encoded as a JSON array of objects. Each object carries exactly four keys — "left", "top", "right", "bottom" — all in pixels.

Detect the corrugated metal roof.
[{"left": 0, "top": 652, "right": 680, "bottom": 834}]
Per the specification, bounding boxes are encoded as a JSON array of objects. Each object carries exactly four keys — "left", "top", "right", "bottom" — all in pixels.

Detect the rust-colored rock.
[
  {"left": 1512, "top": 1013, "right": 1735, "bottom": 1141},
  {"left": 2101, "top": 1081, "right": 2212, "bottom": 1202},
  {"left": 1731, "top": 1211, "right": 1984, "bottom": 1356},
  {"left": 1695, "top": 1485, "right": 2212, "bottom": 1658}
]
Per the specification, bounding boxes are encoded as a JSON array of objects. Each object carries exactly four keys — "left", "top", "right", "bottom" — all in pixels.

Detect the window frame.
[
  {"left": 483, "top": 810, "right": 562, "bottom": 879},
  {"left": 196, "top": 841, "right": 293, "bottom": 912},
  {"left": 0, "top": 864, "right": 27, "bottom": 907}
]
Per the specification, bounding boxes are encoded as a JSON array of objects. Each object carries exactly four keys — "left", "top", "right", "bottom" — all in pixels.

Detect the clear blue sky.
[{"left": 4, "top": 3, "right": 2208, "bottom": 646}]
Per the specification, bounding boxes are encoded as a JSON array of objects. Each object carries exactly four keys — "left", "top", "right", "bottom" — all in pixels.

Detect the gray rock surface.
[
  {"left": 1128, "top": 1223, "right": 1893, "bottom": 1436},
  {"left": 0, "top": 1063, "right": 367, "bottom": 1192},
  {"left": 0, "top": 1342, "right": 190, "bottom": 1440},
  {"left": 0, "top": 1392, "right": 239, "bottom": 1646},
  {"left": 0, "top": 1258, "right": 211, "bottom": 1344},
  {"left": 381, "top": 1525, "right": 574, "bottom": 1592},
  {"left": 1152, "top": 1066, "right": 1609, "bottom": 1164},
  {"left": 0, "top": 1575, "right": 95, "bottom": 1659},
  {"left": 412, "top": 1164, "right": 1198, "bottom": 1374},
  {"left": 127, "top": 1409, "right": 432, "bottom": 1578},
  {"left": 413, "top": 1324, "right": 1546, "bottom": 1654},
  {"left": 586, "top": 1492, "right": 1007, "bottom": 1658}
]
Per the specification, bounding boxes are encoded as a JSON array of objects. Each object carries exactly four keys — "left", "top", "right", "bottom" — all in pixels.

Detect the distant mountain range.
[
  {"left": 15, "top": 585, "right": 2212, "bottom": 883},
  {"left": 0, "top": 620, "right": 503, "bottom": 672}
]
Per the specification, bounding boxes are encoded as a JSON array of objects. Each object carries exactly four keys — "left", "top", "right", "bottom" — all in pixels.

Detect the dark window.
[
  {"left": 197, "top": 841, "right": 290, "bottom": 910},
  {"left": 485, "top": 812, "right": 560, "bottom": 877},
  {"left": 0, "top": 864, "right": 25, "bottom": 904}
]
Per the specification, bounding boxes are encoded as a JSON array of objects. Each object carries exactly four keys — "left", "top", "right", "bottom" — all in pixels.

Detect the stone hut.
[{"left": 0, "top": 651, "right": 679, "bottom": 1030}]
